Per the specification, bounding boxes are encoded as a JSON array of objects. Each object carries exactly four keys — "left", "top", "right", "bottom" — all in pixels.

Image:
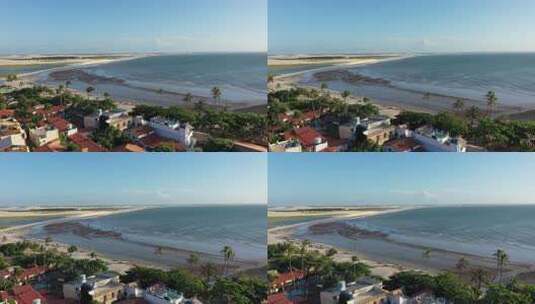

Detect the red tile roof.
[
  {"left": 34, "top": 105, "right": 65, "bottom": 117},
  {"left": 139, "top": 134, "right": 186, "bottom": 152},
  {"left": 0, "top": 291, "right": 9, "bottom": 301},
  {"left": 272, "top": 270, "right": 305, "bottom": 287},
  {"left": 290, "top": 127, "right": 325, "bottom": 147},
  {"left": 47, "top": 116, "right": 72, "bottom": 132},
  {"left": 16, "top": 266, "right": 47, "bottom": 281},
  {"left": 384, "top": 137, "right": 422, "bottom": 152},
  {"left": 0, "top": 109, "right": 15, "bottom": 118},
  {"left": 69, "top": 133, "right": 108, "bottom": 152},
  {"left": 112, "top": 143, "right": 145, "bottom": 152},
  {"left": 12, "top": 285, "right": 45, "bottom": 304},
  {"left": 268, "top": 293, "right": 292, "bottom": 304},
  {"left": 33, "top": 145, "right": 55, "bottom": 152}
]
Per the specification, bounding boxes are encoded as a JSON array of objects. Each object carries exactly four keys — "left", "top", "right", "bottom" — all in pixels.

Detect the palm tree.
[
  {"left": 456, "top": 257, "right": 469, "bottom": 273},
  {"left": 90, "top": 252, "right": 97, "bottom": 259},
  {"left": 486, "top": 91, "right": 498, "bottom": 116},
  {"left": 221, "top": 245, "right": 235, "bottom": 276},
  {"left": 493, "top": 249, "right": 509, "bottom": 283},
  {"left": 300, "top": 240, "right": 311, "bottom": 271},
  {"left": 453, "top": 99, "right": 465, "bottom": 114},
  {"left": 471, "top": 268, "right": 490, "bottom": 292},
  {"left": 320, "top": 83, "right": 328, "bottom": 94},
  {"left": 57, "top": 85, "right": 65, "bottom": 105},
  {"left": 341, "top": 90, "right": 351, "bottom": 102},
  {"left": 187, "top": 253, "right": 200, "bottom": 269},
  {"left": 86, "top": 86, "right": 95, "bottom": 96},
  {"left": 267, "top": 74, "right": 274, "bottom": 83},
  {"left": 465, "top": 106, "right": 482, "bottom": 126},
  {"left": 103, "top": 92, "right": 110, "bottom": 99},
  {"left": 212, "top": 86, "right": 222, "bottom": 105},
  {"left": 200, "top": 262, "right": 217, "bottom": 281},
  {"left": 351, "top": 256, "right": 360, "bottom": 275},
  {"left": 183, "top": 93, "right": 193, "bottom": 105}
]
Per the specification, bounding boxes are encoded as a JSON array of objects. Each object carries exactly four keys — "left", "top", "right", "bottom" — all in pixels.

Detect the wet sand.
[
  {"left": 272, "top": 58, "right": 530, "bottom": 117},
  {"left": 269, "top": 208, "right": 534, "bottom": 282}
]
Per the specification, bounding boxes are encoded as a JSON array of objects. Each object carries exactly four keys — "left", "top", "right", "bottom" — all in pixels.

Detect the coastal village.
[
  {"left": 0, "top": 77, "right": 267, "bottom": 153},
  {"left": 268, "top": 77, "right": 535, "bottom": 152},
  {"left": 0, "top": 237, "right": 266, "bottom": 304}
]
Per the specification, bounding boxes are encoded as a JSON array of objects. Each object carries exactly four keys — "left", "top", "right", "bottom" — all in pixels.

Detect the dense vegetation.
[
  {"left": 0, "top": 240, "right": 266, "bottom": 304},
  {"left": 121, "top": 266, "right": 266, "bottom": 303}
]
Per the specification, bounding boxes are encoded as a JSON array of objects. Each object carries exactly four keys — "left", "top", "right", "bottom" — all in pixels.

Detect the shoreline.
[
  {"left": 4, "top": 54, "right": 263, "bottom": 110},
  {"left": 271, "top": 54, "right": 531, "bottom": 116},
  {"left": 2, "top": 207, "right": 264, "bottom": 274},
  {"left": 268, "top": 206, "right": 534, "bottom": 282}
]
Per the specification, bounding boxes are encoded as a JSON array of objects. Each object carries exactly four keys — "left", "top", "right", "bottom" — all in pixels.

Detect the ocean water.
[
  {"left": 349, "top": 53, "right": 535, "bottom": 106},
  {"left": 348, "top": 206, "right": 535, "bottom": 263},
  {"left": 30, "top": 206, "right": 267, "bottom": 266},
  {"left": 37, "top": 53, "right": 267, "bottom": 106}
]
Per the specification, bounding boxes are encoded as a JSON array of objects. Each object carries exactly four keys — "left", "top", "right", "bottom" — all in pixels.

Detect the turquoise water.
[
  {"left": 32, "top": 206, "right": 266, "bottom": 265},
  {"left": 349, "top": 206, "right": 535, "bottom": 263},
  {"left": 350, "top": 53, "right": 535, "bottom": 106}
]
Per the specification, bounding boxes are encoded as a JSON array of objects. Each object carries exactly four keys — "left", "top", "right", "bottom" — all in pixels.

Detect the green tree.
[
  {"left": 341, "top": 90, "right": 351, "bottom": 101},
  {"left": 183, "top": 93, "right": 193, "bottom": 105},
  {"left": 67, "top": 245, "right": 78, "bottom": 255},
  {"left": 187, "top": 253, "right": 200, "bottom": 268},
  {"left": 486, "top": 91, "right": 498, "bottom": 116},
  {"left": 494, "top": 249, "right": 509, "bottom": 284},
  {"left": 212, "top": 87, "right": 222, "bottom": 105},
  {"left": 453, "top": 99, "right": 465, "bottom": 114},
  {"left": 221, "top": 246, "right": 235, "bottom": 276}
]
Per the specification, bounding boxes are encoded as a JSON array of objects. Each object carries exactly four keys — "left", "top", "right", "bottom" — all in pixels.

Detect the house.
[
  {"left": 233, "top": 141, "right": 268, "bottom": 152},
  {"left": 83, "top": 109, "right": 132, "bottom": 131},
  {"left": 48, "top": 116, "right": 78, "bottom": 137},
  {"left": 16, "top": 266, "right": 47, "bottom": 283},
  {"left": 0, "top": 109, "right": 15, "bottom": 119},
  {"left": 269, "top": 139, "right": 302, "bottom": 152},
  {"left": 68, "top": 133, "right": 108, "bottom": 152},
  {"left": 29, "top": 126, "right": 60, "bottom": 147},
  {"left": 383, "top": 137, "right": 423, "bottom": 152},
  {"left": 270, "top": 270, "right": 306, "bottom": 294},
  {"left": 394, "top": 125, "right": 467, "bottom": 153},
  {"left": 0, "top": 285, "right": 46, "bottom": 304},
  {"left": 11, "top": 285, "right": 46, "bottom": 304},
  {"left": 112, "top": 143, "right": 145, "bottom": 152},
  {"left": 148, "top": 116, "right": 194, "bottom": 147},
  {"left": 285, "top": 127, "right": 328, "bottom": 152},
  {"left": 0, "top": 118, "right": 28, "bottom": 152},
  {"left": 144, "top": 284, "right": 184, "bottom": 304},
  {"left": 0, "top": 269, "right": 11, "bottom": 280},
  {"left": 339, "top": 116, "right": 395, "bottom": 145},
  {"left": 320, "top": 279, "right": 407, "bottom": 304},
  {"left": 126, "top": 125, "right": 154, "bottom": 143},
  {"left": 267, "top": 293, "right": 293, "bottom": 304},
  {"left": 63, "top": 273, "right": 125, "bottom": 304}
]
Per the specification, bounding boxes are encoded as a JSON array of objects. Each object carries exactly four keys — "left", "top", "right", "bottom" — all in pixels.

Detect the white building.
[
  {"left": 84, "top": 109, "right": 132, "bottom": 131},
  {"left": 0, "top": 118, "right": 27, "bottom": 151},
  {"left": 320, "top": 279, "right": 407, "bottom": 304},
  {"left": 29, "top": 126, "right": 59, "bottom": 147},
  {"left": 269, "top": 139, "right": 302, "bottom": 152},
  {"left": 144, "top": 284, "right": 184, "bottom": 304},
  {"left": 339, "top": 116, "right": 395, "bottom": 145},
  {"left": 63, "top": 273, "right": 125, "bottom": 304},
  {"left": 394, "top": 125, "right": 466, "bottom": 152},
  {"left": 149, "top": 116, "right": 194, "bottom": 147}
]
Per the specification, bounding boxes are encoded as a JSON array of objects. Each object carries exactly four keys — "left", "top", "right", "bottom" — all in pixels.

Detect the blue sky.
[
  {"left": 269, "top": 154, "right": 535, "bottom": 206},
  {"left": 0, "top": 0, "right": 267, "bottom": 54},
  {"left": 269, "top": 0, "right": 535, "bottom": 54},
  {"left": 0, "top": 154, "right": 267, "bottom": 206}
]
